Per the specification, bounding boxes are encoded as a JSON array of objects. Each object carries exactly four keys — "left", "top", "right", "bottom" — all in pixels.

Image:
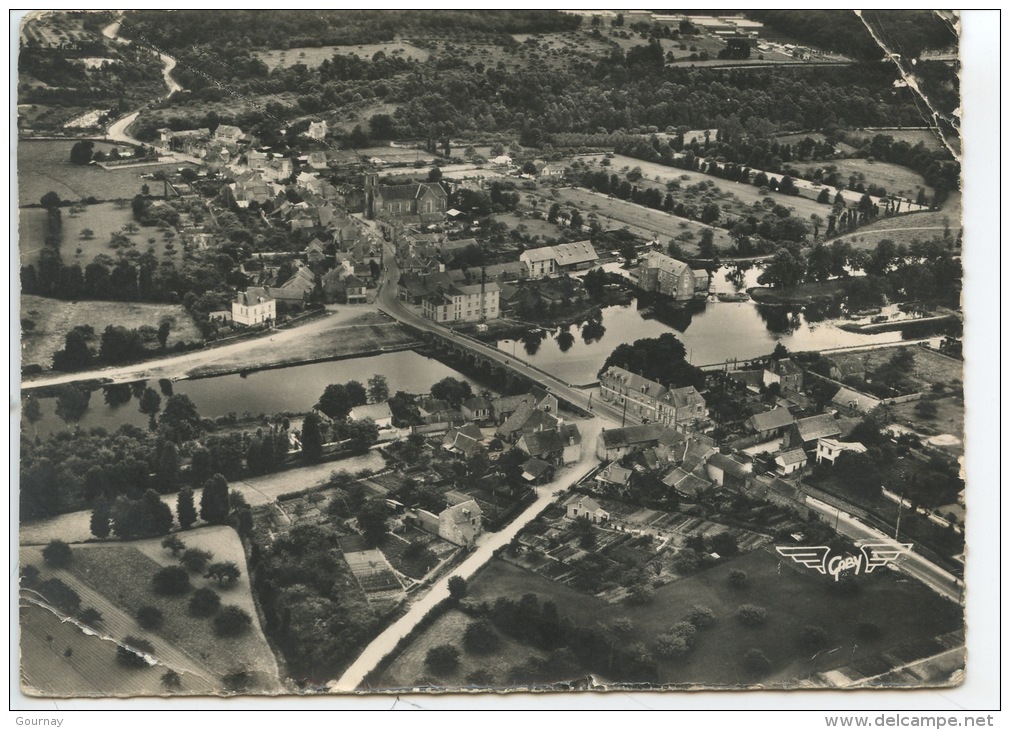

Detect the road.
[
  {"left": 330, "top": 416, "right": 609, "bottom": 692},
  {"left": 805, "top": 496, "right": 963, "bottom": 603},
  {"left": 102, "top": 18, "right": 183, "bottom": 148}
]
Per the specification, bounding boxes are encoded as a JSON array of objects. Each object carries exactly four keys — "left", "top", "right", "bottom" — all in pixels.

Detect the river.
[{"left": 26, "top": 350, "right": 477, "bottom": 438}]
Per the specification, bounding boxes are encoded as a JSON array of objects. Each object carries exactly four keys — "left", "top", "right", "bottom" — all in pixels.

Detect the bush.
[
  {"left": 118, "top": 636, "right": 155, "bottom": 668},
  {"left": 669, "top": 621, "right": 697, "bottom": 647},
  {"left": 20, "top": 565, "right": 40, "bottom": 587},
  {"left": 743, "top": 648, "right": 771, "bottom": 676},
  {"left": 152, "top": 565, "right": 191, "bottom": 595},
  {"left": 188, "top": 587, "right": 221, "bottom": 617},
  {"left": 737, "top": 604, "right": 768, "bottom": 627},
  {"left": 447, "top": 576, "right": 468, "bottom": 600},
  {"left": 39, "top": 578, "right": 81, "bottom": 613},
  {"left": 729, "top": 569, "right": 748, "bottom": 587},
  {"left": 463, "top": 619, "right": 501, "bottom": 655},
  {"left": 136, "top": 605, "right": 164, "bottom": 629},
  {"left": 625, "top": 583, "right": 655, "bottom": 606},
  {"left": 687, "top": 605, "right": 716, "bottom": 629},
  {"left": 425, "top": 644, "right": 460, "bottom": 675},
  {"left": 180, "top": 548, "right": 213, "bottom": 573},
  {"left": 857, "top": 622, "right": 883, "bottom": 641},
  {"left": 43, "top": 540, "right": 72, "bottom": 568},
  {"left": 798, "top": 624, "right": 829, "bottom": 650},
  {"left": 78, "top": 607, "right": 103, "bottom": 627},
  {"left": 654, "top": 633, "right": 691, "bottom": 659},
  {"left": 213, "top": 605, "right": 252, "bottom": 637}
]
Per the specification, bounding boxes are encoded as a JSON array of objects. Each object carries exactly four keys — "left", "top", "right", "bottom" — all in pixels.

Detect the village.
[{"left": 16, "top": 9, "right": 973, "bottom": 704}]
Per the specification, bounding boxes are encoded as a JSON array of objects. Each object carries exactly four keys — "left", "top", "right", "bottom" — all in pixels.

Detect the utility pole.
[{"left": 894, "top": 488, "right": 905, "bottom": 540}]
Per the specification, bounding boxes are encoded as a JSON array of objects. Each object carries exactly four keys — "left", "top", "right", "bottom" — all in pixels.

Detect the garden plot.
[{"left": 343, "top": 548, "right": 404, "bottom": 596}]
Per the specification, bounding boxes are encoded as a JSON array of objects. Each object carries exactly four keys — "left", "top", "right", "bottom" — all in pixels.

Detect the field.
[
  {"left": 18, "top": 139, "right": 179, "bottom": 206},
  {"left": 800, "top": 157, "right": 932, "bottom": 200},
  {"left": 849, "top": 129, "right": 950, "bottom": 153},
  {"left": 375, "top": 609, "right": 547, "bottom": 690},
  {"left": 20, "top": 294, "right": 202, "bottom": 369},
  {"left": 20, "top": 11, "right": 92, "bottom": 46},
  {"left": 493, "top": 211, "right": 567, "bottom": 243},
  {"left": 531, "top": 185, "right": 733, "bottom": 253},
  {"left": 462, "top": 552, "right": 962, "bottom": 688},
  {"left": 20, "top": 527, "right": 280, "bottom": 696},
  {"left": 253, "top": 40, "right": 430, "bottom": 70},
  {"left": 836, "top": 193, "right": 962, "bottom": 251},
  {"left": 18, "top": 202, "right": 181, "bottom": 266},
  {"left": 852, "top": 344, "right": 963, "bottom": 392},
  {"left": 891, "top": 394, "right": 965, "bottom": 454}
]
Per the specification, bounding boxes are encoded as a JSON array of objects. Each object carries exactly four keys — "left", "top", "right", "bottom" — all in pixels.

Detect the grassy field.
[
  {"left": 531, "top": 186, "right": 733, "bottom": 253},
  {"left": 18, "top": 202, "right": 180, "bottom": 266},
  {"left": 835, "top": 195, "right": 962, "bottom": 251},
  {"left": 849, "top": 129, "right": 950, "bottom": 153},
  {"left": 800, "top": 158, "right": 932, "bottom": 201},
  {"left": 20, "top": 294, "right": 202, "bottom": 369},
  {"left": 855, "top": 345, "right": 963, "bottom": 391},
  {"left": 185, "top": 312, "right": 417, "bottom": 378},
  {"left": 464, "top": 552, "right": 962, "bottom": 688},
  {"left": 375, "top": 609, "right": 546, "bottom": 690},
  {"left": 891, "top": 394, "right": 965, "bottom": 451},
  {"left": 254, "top": 40, "right": 430, "bottom": 70},
  {"left": 17, "top": 139, "right": 180, "bottom": 206},
  {"left": 493, "top": 211, "right": 567, "bottom": 243},
  {"left": 30, "top": 529, "right": 279, "bottom": 692},
  {"left": 20, "top": 528, "right": 280, "bottom": 696}
]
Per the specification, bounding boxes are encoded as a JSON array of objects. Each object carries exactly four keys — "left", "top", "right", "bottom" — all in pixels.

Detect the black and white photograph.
[{"left": 12, "top": 8, "right": 994, "bottom": 710}]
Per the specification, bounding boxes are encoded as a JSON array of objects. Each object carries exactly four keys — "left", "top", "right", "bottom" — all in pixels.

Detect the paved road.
[
  {"left": 330, "top": 416, "right": 610, "bottom": 692},
  {"left": 805, "top": 496, "right": 963, "bottom": 603}
]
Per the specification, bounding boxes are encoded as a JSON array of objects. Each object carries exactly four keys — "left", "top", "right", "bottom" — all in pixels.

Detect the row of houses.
[
  {"left": 519, "top": 241, "right": 600, "bottom": 279},
  {"left": 598, "top": 366, "right": 708, "bottom": 429}
]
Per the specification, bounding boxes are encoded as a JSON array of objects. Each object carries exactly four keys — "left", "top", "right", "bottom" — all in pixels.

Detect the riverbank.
[{"left": 747, "top": 280, "right": 848, "bottom": 305}]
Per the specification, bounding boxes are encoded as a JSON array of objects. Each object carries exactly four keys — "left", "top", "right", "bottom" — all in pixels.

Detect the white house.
[
  {"left": 816, "top": 438, "right": 867, "bottom": 465},
  {"left": 307, "top": 120, "right": 328, "bottom": 140},
  {"left": 422, "top": 282, "right": 500, "bottom": 323},
  {"left": 566, "top": 495, "right": 609, "bottom": 524},
  {"left": 520, "top": 247, "right": 556, "bottom": 279},
  {"left": 232, "top": 287, "right": 276, "bottom": 326},
  {"left": 774, "top": 448, "right": 808, "bottom": 475},
  {"left": 348, "top": 402, "right": 393, "bottom": 430}
]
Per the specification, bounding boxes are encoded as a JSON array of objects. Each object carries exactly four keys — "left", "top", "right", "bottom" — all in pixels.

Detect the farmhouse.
[
  {"left": 831, "top": 385, "right": 881, "bottom": 415},
  {"left": 793, "top": 413, "right": 842, "bottom": 448},
  {"left": 519, "top": 241, "right": 599, "bottom": 279},
  {"left": 746, "top": 406, "right": 795, "bottom": 438},
  {"left": 638, "top": 251, "right": 710, "bottom": 301},
  {"left": 595, "top": 423, "right": 668, "bottom": 461},
  {"left": 774, "top": 448, "right": 808, "bottom": 476},
  {"left": 232, "top": 287, "right": 276, "bottom": 326},
  {"left": 816, "top": 438, "right": 867, "bottom": 465},
  {"left": 706, "top": 452, "right": 752, "bottom": 488},
  {"left": 438, "top": 500, "right": 483, "bottom": 547}
]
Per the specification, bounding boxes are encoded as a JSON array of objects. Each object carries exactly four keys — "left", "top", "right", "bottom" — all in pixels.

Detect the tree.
[
  {"left": 688, "top": 605, "right": 716, "bottom": 629},
  {"left": 141, "top": 488, "right": 174, "bottom": 536},
  {"left": 177, "top": 487, "right": 197, "bottom": 530},
  {"left": 448, "top": 575, "right": 468, "bottom": 601},
  {"left": 188, "top": 587, "right": 221, "bottom": 617},
  {"left": 569, "top": 209, "right": 584, "bottom": 230},
  {"left": 367, "top": 374, "right": 389, "bottom": 404},
  {"left": 78, "top": 607, "right": 103, "bottom": 627},
  {"left": 156, "top": 440, "right": 181, "bottom": 490},
  {"left": 181, "top": 548, "right": 213, "bottom": 574},
  {"left": 39, "top": 578, "right": 81, "bottom": 612},
  {"left": 200, "top": 474, "right": 230, "bottom": 524},
  {"left": 161, "top": 669, "right": 182, "bottom": 690},
  {"left": 70, "top": 141, "right": 95, "bottom": 165},
  {"left": 356, "top": 498, "right": 388, "bottom": 546},
  {"left": 213, "top": 605, "right": 252, "bottom": 637},
  {"left": 655, "top": 633, "right": 691, "bottom": 659},
  {"left": 425, "top": 644, "right": 460, "bottom": 675},
  {"left": 90, "top": 497, "right": 111, "bottom": 539},
  {"left": 80, "top": 227, "right": 95, "bottom": 240},
  {"left": 317, "top": 383, "right": 365, "bottom": 420},
  {"left": 710, "top": 532, "right": 739, "bottom": 558},
  {"left": 300, "top": 411, "right": 324, "bottom": 463},
  {"left": 161, "top": 535, "right": 186, "bottom": 557},
  {"left": 136, "top": 605, "right": 165, "bottom": 629},
  {"left": 729, "top": 569, "right": 748, "bottom": 587},
  {"left": 737, "top": 604, "right": 767, "bottom": 627},
  {"left": 463, "top": 618, "right": 501, "bottom": 654},
  {"left": 43, "top": 540, "right": 72, "bottom": 568},
  {"left": 798, "top": 624, "right": 830, "bottom": 650},
  {"left": 118, "top": 636, "right": 155, "bottom": 668},
  {"left": 159, "top": 394, "right": 202, "bottom": 443},
  {"left": 547, "top": 203, "right": 561, "bottom": 224},
  {"left": 204, "top": 561, "right": 241, "bottom": 587},
  {"left": 701, "top": 202, "right": 721, "bottom": 224},
  {"left": 758, "top": 248, "right": 805, "bottom": 289},
  {"left": 427, "top": 167, "right": 443, "bottom": 183},
  {"left": 152, "top": 565, "right": 191, "bottom": 595},
  {"left": 743, "top": 648, "right": 771, "bottom": 676},
  {"left": 430, "top": 377, "right": 472, "bottom": 408},
  {"left": 915, "top": 400, "right": 938, "bottom": 419},
  {"left": 157, "top": 321, "right": 171, "bottom": 349},
  {"left": 626, "top": 583, "right": 655, "bottom": 606},
  {"left": 41, "top": 191, "right": 62, "bottom": 209},
  {"left": 55, "top": 385, "right": 91, "bottom": 428},
  {"left": 22, "top": 394, "right": 42, "bottom": 436}
]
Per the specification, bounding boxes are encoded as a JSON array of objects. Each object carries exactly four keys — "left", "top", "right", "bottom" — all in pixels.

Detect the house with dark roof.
[
  {"left": 764, "top": 358, "right": 804, "bottom": 392},
  {"left": 491, "top": 390, "right": 557, "bottom": 425},
  {"left": 461, "top": 397, "right": 491, "bottom": 422},
  {"left": 774, "top": 448, "right": 808, "bottom": 476},
  {"left": 706, "top": 452, "right": 752, "bottom": 488},
  {"left": 517, "top": 429, "right": 565, "bottom": 465},
  {"left": 599, "top": 366, "right": 707, "bottom": 428},
  {"left": 793, "top": 413, "right": 842, "bottom": 447},
  {"left": 595, "top": 463, "right": 633, "bottom": 490},
  {"left": 638, "top": 251, "right": 710, "bottom": 301},
  {"left": 662, "top": 466, "right": 713, "bottom": 499},
  {"left": 438, "top": 500, "right": 483, "bottom": 547},
  {"left": 442, "top": 423, "right": 485, "bottom": 458},
  {"left": 521, "top": 457, "right": 554, "bottom": 484},
  {"left": 831, "top": 385, "right": 881, "bottom": 415},
  {"left": 746, "top": 407, "right": 795, "bottom": 438},
  {"left": 595, "top": 423, "right": 667, "bottom": 461},
  {"left": 231, "top": 287, "right": 276, "bottom": 326},
  {"left": 366, "top": 173, "right": 447, "bottom": 223}
]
